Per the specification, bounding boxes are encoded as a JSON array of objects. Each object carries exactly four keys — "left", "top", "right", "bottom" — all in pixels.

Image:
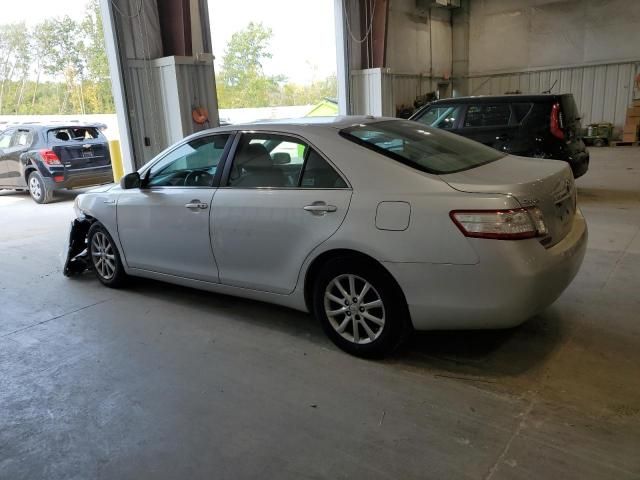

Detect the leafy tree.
[
  {"left": 216, "top": 22, "right": 283, "bottom": 108},
  {"left": 0, "top": 0, "right": 115, "bottom": 115},
  {"left": 216, "top": 22, "right": 337, "bottom": 109}
]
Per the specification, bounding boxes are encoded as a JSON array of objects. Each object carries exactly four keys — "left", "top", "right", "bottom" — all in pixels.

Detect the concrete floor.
[{"left": 1, "top": 148, "right": 639, "bottom": 479}]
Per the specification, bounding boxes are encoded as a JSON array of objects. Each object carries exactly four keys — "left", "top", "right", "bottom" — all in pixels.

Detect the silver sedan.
[{"left": 64, "top": 117, "right": 587, "bottom": 357}]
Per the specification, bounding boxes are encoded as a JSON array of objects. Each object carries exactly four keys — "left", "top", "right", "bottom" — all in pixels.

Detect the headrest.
[
  {"left": 272, "top": 152, "right": 291, "bottom": 164},
  {"left": 237, "top": 143, "right": 272, "bottom": 168}
]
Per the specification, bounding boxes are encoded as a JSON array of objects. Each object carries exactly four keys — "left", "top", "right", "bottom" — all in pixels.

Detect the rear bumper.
[
  {"left": 384, "top": 209, "right": 588, "bottom": 330},
  {"left": 569, "top": 151, "right": 589, "bottom": 178},
  {"left": 44, "top": 165, "right": 114, "bottom": 190}
]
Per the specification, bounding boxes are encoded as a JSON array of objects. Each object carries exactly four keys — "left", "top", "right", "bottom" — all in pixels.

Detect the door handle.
[
  {"left": 185, "top": 200, "right": 208, "bottom": 209},
  {"left": 304, "top": 203, "right": 337, "bottom": 214}
]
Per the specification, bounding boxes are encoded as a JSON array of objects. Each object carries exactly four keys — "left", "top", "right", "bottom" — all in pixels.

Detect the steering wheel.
[{"left": 184, "top": 170, "right": 213, "bottom": 187}]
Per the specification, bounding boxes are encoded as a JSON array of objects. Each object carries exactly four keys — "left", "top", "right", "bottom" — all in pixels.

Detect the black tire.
[
  {"left": 312, "top": 257, "right": 410, "bottom": 358},
  {"left": 593, "top": 138, "right": 605, "bottom": 147},
  {"left": 87, "top": 223, "right": 127, "bottom": 288},
  {"left": 28, "top": 171, "right": 53, "bottom": 204}
]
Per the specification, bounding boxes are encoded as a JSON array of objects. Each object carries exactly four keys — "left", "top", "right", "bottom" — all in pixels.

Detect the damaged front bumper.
[{"left": 63, "top": 218, "right": 92, "bottom": 276}]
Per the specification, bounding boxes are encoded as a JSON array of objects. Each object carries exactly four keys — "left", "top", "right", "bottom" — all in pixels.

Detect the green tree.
[
  {"left": 81, "top": 0, "right": 114, "bottom": 113},
  {"left": 216, "top": 22, "right": 282, "bottom": 108},
  {"left": 0, "top": 23, "right": 31, "bottom": 114}
]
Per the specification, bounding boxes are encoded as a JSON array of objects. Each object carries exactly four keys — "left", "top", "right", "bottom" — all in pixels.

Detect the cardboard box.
[
  {"left": 624, "top": 117, "right": 640, "bottom": 128},
  {"left": 627, "top": 106, "right": 640, "bottom": 117},
  {"left": 623, "top": 125, "right": 639, "bottom": 135},
  {"left": 622, "top": 133, "right": 638, "bottom": 142},
  {"left": 633, "top": 99, "right": 640, "bottom": 108}
]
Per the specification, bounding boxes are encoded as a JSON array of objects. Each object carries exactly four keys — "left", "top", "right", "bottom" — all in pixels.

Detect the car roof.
[
  {"left": 426, "top": 94, "right": 569, "bottom": 105},
  {"left": 0, "top": 122, "right": 106, "bottom": 130},
  {"left": 191, "top": 116, "right": 397, "bottom": 139},
  {"left": 214, "top": 115, "right": 388, "bottom": 131}
]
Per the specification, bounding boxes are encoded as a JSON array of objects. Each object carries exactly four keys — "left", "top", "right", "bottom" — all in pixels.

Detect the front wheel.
[
  {"left": 313, "top": 258, "right": 410, "bottom": 358},
  {"left": 88, "top": 223, "right": 127, "bottom": 288}
]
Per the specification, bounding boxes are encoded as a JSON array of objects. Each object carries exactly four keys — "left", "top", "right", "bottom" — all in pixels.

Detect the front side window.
[
  {"left": 415, "top": 105, "right": 463, "bottom": 130},
  {"left": 147, "top": 134, "right": 230, "bottom": 187},
  {"left": 341, "top": 120, "right": 505, "bottom": 174},
  {"left": 463, "top": 104, "right": 511, "bottom": 127},
  {"left": 0, "top": 131, "right": 13, "bottom": 149}
]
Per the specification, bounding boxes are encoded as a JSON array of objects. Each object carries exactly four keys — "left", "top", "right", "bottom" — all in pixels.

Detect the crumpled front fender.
[{"left": 63, "top": 218, "right": 93, "bottom": 277}]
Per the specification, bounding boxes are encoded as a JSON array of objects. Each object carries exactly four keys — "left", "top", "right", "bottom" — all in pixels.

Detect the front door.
[
  {"left": 0, "top": 129, "right": 15, "bottom": 187},
  {"left": 212, "top": 132, "right": 352, "bottom": 294},
  {"left": 116, "top": 134, "right": 231, "bottom": 282},
  {"left": 4, "top": 129, "right": 33, "bottom": 187}
]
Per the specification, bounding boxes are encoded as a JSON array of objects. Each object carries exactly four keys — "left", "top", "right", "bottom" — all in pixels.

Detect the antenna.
[{"left": 542, "top": 80, "right": 558, "bottom": 94}]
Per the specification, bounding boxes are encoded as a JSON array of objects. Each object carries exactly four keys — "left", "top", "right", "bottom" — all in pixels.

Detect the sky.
[
  {"left": 208, "top": 0, "right": 337, "bottom": 84},
  {"left": 2, "top": 0, "right": 338, "bottom": 86}
]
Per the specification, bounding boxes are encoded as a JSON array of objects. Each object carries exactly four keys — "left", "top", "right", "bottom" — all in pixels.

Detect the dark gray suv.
[
  {"left": 410, "top": 94, "right": 589, "bottom": 178},
  {"left": 0, "top": 123, "right": 114, "bottom": 203}
]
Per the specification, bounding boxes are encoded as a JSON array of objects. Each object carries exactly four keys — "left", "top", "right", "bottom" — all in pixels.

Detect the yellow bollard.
[{"left": 109, "top": 139, "right": 124, "bottom": 183}]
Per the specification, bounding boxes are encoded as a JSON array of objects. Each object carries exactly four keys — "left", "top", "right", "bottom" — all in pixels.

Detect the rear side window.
[
  {"left": 341, "top": 120, "right": 505, "bottom": 175},
  {"left": 464, "top": 104, "right": 511, "bottom": 127},
  {"left": 301, "top": 150, "right": 347, "bottom": 188},
  {"left": 48, "top": 127, "right": 101, "bottom": 142},
  {"left": 512, "top": 103, "right": 533, "bottom": 124},
  {"left": 227, "top": 133, "right": 347, "bottom": 189},
  {"left": 11, "top": 130, "right": 33, "bottom": 148}
]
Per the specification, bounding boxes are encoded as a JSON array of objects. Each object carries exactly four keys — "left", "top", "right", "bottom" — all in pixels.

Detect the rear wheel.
[
  {"left": 28, "top": 171, "right": 53, "bottom": 204},
  {"left": 88, "top": 223, "right": 127, "bottom": 288},
  {"left": 313, "top": 258, "right": 410, "bottom": 358}
]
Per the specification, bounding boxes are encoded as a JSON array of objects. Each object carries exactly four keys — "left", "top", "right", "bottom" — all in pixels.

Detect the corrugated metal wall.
[
  {"left": 126, "top": 57, "right": 219, "bottom": 168},
  {"left": 467, "top": 62, "right": 640, "bottom": 128},
  {"left": 351, "top": 68, "right": 437, "bottom": 116}
]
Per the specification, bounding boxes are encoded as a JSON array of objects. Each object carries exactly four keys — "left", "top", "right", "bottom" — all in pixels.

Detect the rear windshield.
[
  {"left": 560, "top": 95, "right": 581, "bottom": 128},
  {"left": 48, "top": 127, "right": 102, "bottom": 142},
  {"left": 340, "top": 120, "right": 505, "bottom": 174}
]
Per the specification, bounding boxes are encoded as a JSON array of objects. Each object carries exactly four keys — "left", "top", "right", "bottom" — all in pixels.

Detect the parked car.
[
  {"left": 64, "top": 117, "right": 587, "bottom": 357},
  {"left": 410, "top": 94, "right": 590, "bottom": 178},
  {"left": 0, "top": 123, "right": 114, "bottom": 203}
]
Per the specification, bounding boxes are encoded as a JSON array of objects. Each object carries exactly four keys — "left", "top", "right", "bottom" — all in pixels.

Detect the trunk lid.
[
  {"left": 441, "top": 155, "right": 577, "bottom": 247},
  {"left": 48, "top": 126, "right": 111, "bottom": 170}
]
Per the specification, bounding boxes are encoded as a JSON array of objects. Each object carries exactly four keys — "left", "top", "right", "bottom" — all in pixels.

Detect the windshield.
[{"left": 340, "top": 120, "right": 505, "bottom": 174}]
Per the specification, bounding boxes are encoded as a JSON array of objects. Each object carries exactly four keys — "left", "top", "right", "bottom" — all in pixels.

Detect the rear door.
[
  {"left": 458, "top": 103, "right": 518, "bottom": 149},
  {"left": 48, "top": 127, "right": 111, "bottom": 171},
  {"left": 212, "top": 132, "right": 352, "bottom": 294}
]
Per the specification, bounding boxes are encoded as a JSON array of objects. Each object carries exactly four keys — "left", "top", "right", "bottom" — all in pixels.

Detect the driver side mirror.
[{"left": 120, "top": 172, "right": 141, "bottom": 189}]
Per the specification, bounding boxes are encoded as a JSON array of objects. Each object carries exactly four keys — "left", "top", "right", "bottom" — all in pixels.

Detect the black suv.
[
  {"left": 410, "top": 94, "right": 589, "bottom": 178},
  {"left": 0, "top": 123, "right": 113, "bottom": 203}
]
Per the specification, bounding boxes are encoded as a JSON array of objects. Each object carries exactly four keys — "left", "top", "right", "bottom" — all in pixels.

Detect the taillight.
[
  {"left": 550, "top": 102, "right": 564, "bottom": 140},
  {"left": 450, "top": 207, "right": 548, "bottom": 240},
  {"left": 40, "top": 149, "right": 61, "bottom": 165}
]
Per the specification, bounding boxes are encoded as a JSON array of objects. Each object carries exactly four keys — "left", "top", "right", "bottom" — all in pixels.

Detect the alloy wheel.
[
  {"left": 29, "top": 176, "right": 42, "bottom": 199},
  {"left": 324, "top": 274, "right": 386, "bottom": 345},
  {"left": 91, "top": 231, "right": 116, "bottom": 280}
]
